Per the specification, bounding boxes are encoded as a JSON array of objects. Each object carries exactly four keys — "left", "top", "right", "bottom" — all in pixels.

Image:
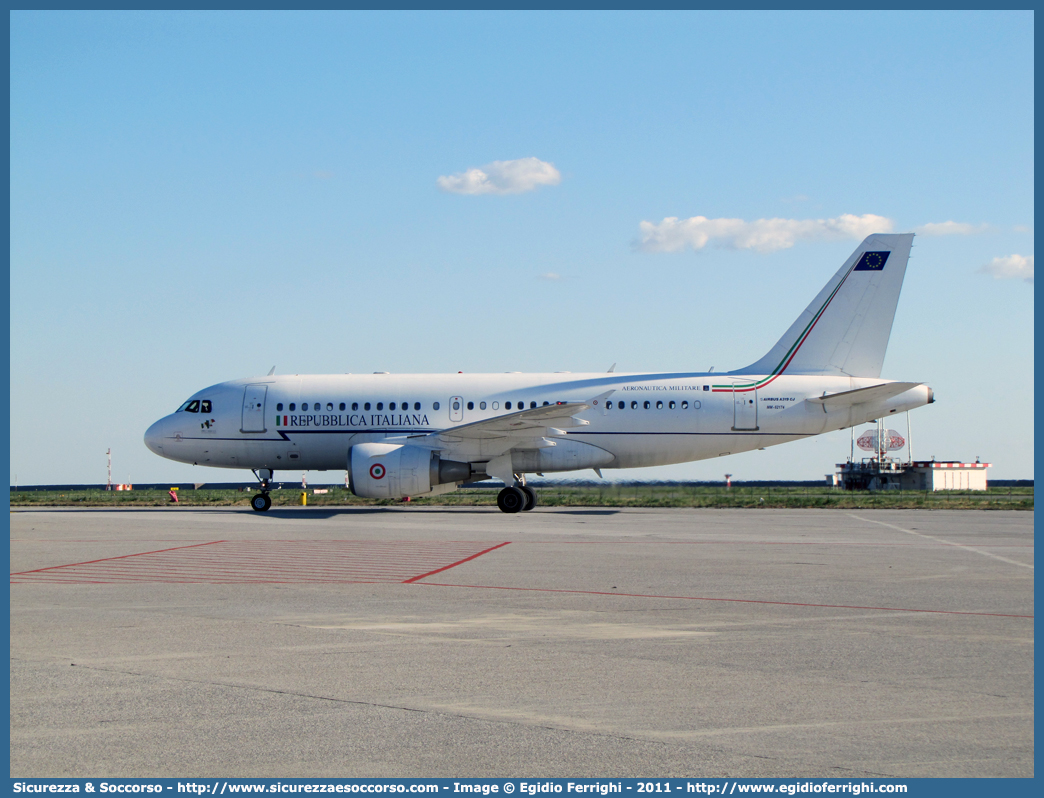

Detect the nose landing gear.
[{"left": 250, "top": 468, "right": 274, "bottom": 512}]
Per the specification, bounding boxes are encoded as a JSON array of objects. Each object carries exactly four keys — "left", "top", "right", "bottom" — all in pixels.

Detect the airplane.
[{"left": 145, "top": 233, "right": 933, "bottom": 513}]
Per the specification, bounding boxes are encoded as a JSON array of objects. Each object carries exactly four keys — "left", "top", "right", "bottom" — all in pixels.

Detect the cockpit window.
[
  {"left": 200, "top": 400, "right": 212, "bottom": 414},
  {"left": 179, "top": 400, "right": 201, "bottom": 413}
]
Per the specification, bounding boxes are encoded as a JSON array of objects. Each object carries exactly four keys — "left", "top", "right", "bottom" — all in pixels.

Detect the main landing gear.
[
  {"left": 497, "top": 478, "right": 538, "bottom": 514},
  {"left": 250, "top": 468, "right": 274, "bottom": 512}
]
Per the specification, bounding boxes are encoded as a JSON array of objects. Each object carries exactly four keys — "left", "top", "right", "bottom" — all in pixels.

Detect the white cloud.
[
  {"left": 637, "top": 213, "right": 893, "bottom": 254},
  {"left": 913, "top": 221, "right": 989, "bottom": 236},
  {"left": 437, "top": 157, "right": 561, "bottom": 195},
  {"left": 979, "top": 254, "right": 1034, "bottom": 284},
  {"left": 539, "top": 272, "right": 562, "bottom": 281}
]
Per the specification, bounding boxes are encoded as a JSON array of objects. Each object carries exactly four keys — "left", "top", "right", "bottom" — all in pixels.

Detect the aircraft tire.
[
  {"left": 520, "top": 486, "right": 538, "bottom": 511},
  {"left": 251, "top": 492, "right": 272, "bottom": 512},
  {"left": 497, "top": 486, "right": 526, "bottom": 514}
]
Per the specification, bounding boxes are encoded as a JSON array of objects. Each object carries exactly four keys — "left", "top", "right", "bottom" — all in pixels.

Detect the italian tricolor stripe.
[{"left": 712, "top": 258, "right": 858, "bottom": 393}]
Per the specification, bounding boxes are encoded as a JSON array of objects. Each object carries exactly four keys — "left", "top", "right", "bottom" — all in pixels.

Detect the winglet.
[
  {"left": 267, "top": 366, "right": 276, "bottom": 376},
  {"left": 607, "top": 363, "right": 616, "bottom": 373}
]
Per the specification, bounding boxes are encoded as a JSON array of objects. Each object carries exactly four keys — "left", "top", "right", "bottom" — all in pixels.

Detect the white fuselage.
[{"left": 144, "top": 371, "right": 932, "bottom": 475}]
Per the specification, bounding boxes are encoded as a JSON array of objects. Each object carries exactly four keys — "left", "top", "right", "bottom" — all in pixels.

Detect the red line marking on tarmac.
[
  {"left": 403, "top": 542, "right": 512, "bottom": 583},
  {"left": 9, "top": 540, "right": 227, "bottom": 575},
  {"left": 556, "top": 541, "right": 1035, "bottom": 548},
  {"left": 414, "top": 582, "right": 1033, "bottom": 619},
  {"left": 10, "top": 541, "right": 512, "bottom": 585}
]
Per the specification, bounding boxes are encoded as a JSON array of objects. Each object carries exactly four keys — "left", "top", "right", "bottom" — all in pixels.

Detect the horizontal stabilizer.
[{"left": 806, "top": 382, "right": 922, "bottom": 409}]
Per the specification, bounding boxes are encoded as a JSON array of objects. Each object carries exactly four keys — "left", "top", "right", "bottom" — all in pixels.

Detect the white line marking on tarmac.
[{"left": 848, "top": 514, "right": 1033, "bottom": 570}]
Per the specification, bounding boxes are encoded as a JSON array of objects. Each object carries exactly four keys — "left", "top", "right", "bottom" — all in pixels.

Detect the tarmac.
[{"left": 8, "top": 506, "right": 1034, "bottom": 778}]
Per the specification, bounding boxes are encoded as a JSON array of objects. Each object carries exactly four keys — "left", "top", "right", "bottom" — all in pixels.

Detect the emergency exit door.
[
  {"left": 449, "top": 396, "right": 463, "bottom": 423},
  {"left": 242, "top": 384, "right": 268, "bottom": 432}
]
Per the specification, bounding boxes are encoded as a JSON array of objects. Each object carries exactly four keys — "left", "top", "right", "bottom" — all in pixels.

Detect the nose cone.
[{"left": 144, "top": 417, "right": 169, "bottom": 455}]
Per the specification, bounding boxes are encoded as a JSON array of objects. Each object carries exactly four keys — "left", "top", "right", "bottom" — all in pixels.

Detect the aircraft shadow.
[{"left": 249, "top": 507, "right": 622, "bottom": 519}]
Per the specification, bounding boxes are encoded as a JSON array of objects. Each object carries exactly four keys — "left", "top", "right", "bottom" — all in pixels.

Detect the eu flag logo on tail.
[{"left": 854, "top": 251, "right": 890, "bottom": 271}]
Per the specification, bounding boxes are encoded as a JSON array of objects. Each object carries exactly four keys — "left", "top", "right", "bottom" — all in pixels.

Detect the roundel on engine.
[{"left": 369, "top": 463, "right": 386, "bottom": 480}]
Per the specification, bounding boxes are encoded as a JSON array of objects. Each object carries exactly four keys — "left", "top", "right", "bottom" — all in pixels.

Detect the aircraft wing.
[
  {"left": 432, "top": 400, "right": 595, "bottom": 439},
  {"left": 806, "top": 382, "right": 922, "bottom": 409},
  {"left": 387, "top": 391, "right": 614, "bottom": 466}
]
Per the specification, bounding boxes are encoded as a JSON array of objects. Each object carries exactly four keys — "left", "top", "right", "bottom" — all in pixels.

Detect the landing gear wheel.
[
  {"left": 251, "top": 492, "right": 272, "bottom": 512},
  {"left": 497, "top": 486, "right": 527, "bottom": 514},
  {"left": 520, "top": 486, "right": 537, "bottom": 511}
]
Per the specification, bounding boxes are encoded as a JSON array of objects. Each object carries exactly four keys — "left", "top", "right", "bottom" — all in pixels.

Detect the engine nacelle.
[{"left": 349, "top": 443, "right": 471, "bottom": 499}]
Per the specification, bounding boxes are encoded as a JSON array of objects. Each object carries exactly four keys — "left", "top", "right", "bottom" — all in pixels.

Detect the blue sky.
[{"left": 10, "top": 10, "right": 1034, "bottom": 485}]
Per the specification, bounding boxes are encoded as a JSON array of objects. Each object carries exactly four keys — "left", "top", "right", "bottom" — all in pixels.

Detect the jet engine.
[{"left": 349, "top": 442, "right": 471, "bottom": 499}]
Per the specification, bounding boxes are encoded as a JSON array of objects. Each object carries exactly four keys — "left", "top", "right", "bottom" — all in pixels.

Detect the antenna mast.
[{"left": 106, "top": 449, "right": 112, "bottom": 491}]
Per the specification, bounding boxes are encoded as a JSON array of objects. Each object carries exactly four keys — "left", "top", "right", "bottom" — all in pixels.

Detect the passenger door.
[
  {"left": 732, "top": 386, "right": 758, "bottom": 431},
  {"left": 241, "top": 385, "right": 268, "bottom": 432}
]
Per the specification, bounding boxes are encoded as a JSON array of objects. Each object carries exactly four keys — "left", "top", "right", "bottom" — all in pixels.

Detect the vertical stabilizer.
[{"left": 735, "top": 233, "right": 914, "bottom": 378}]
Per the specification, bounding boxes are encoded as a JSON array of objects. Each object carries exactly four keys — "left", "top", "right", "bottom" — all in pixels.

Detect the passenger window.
[
  {"left": 327, "top": 403, "right": 333, "bottom": 411},
  {"left": 402, "top": 401, "right": 408, "bottom": 410},
  {"left": 339, "top": 403, "right": 346, "bottom": 411},
  {"left": 693, "top": 400, "right": 701, "bottom": 409},
  {"left": 631, "top": 401, "right": 638, "bottom": 409},
  {"left": 364, "top": 402, "right": 371, "bottom": 411},
  {"left": 530, "top": 401, "right": 537, "bottom": 409},
  {"left": 644, "top": 401, "right": 651, "bottom": 409},
  {"left": 377, "top": 402, "right": 384, "bottom": 411},
  {"left": 492, "top": 402, "right": 499, "bottom": 410},
  {"left": 681, "top": 400, "right": 688, "bottom": 409},
  {"left": 185, "top": 400, "right": 200, "bottom": 413},
  {"left": 480, "top": 401, "right": 486, "bottom": 410},
  {"left": 656, "top": 401, "right": 663, "bottom": 409},
  {"left": 289, "top": 403, "right": 296, "bottom": 411},
  {"left": 467, "top": 401, "right": 474, "bottom": 410},
  {"left": 414, "top": 402, "right": 421, "bottom": 411},
  {"left": 390, "top": 402, "right": 397, "bottom": 411},
  {"left": 277, "top": 403, "right": 284, "bottom": 411},
  {"left": 302, "top": 403, "right": 309, "bottom": 411},
  {"left": 352, "top": 402, "right": 358, "bottom": 411},
  {"left": 505, "top": 402, "right": 512, "bottom": 410},
  {"left": 433, "top": 402, "right": 440, "bottom": 410},
  {"left": 543, "top": 401, "right": 549, "bottom": 406}
]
